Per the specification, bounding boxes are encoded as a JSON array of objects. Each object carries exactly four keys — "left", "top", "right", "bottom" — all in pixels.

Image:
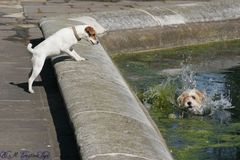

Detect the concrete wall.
[
  {"left": 40, "top": 0, "right": 240, "bottom": 55},
  {"left": 40, "top": 22, "right": 173, "bottom": 160},
  {"left": 100, "top": 19, "right": 240, "bottom": 55}
]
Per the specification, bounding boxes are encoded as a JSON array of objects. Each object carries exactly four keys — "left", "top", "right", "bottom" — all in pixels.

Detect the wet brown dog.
[{"left": 177, "top": 89, "right": 205, "bottom": 115}]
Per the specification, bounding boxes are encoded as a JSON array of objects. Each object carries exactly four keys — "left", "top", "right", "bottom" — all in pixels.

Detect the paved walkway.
[{"left": 0, "top": 0, "right": 82, "bottom": 160}]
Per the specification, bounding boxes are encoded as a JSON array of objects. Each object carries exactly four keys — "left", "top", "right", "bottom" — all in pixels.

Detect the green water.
[{"left": 113, "top": 40, "right": 240, "bottom": 160}]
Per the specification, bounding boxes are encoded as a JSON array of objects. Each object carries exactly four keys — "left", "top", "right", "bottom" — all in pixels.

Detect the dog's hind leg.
[{"left": 28, "top": 56, "right": 45, "bottom": 93}]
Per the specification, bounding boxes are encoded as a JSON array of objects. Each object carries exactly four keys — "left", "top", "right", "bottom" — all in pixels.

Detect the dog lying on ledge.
[{"left": 27, "top": 25, "right": 98, "bottom": 93}]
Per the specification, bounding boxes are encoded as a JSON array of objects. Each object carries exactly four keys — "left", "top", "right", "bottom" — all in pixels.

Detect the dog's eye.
[{"left": 192, "top": 96, "right": 196, "bottom": 99}]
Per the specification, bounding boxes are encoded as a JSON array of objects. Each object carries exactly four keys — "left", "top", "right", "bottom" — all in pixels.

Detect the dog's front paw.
[{"left": 76, "top": 58, "right": 86, "bottom": 61}]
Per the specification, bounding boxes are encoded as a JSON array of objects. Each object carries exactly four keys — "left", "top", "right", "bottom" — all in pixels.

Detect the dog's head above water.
[{"left": 177, "top": 88, "right": 205, "bottom": 115}]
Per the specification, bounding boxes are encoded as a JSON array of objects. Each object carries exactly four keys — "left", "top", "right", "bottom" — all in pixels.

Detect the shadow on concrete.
[
  {"left": 9, "top": 81, "right": 42, "bottom": 93},
  {"left": 35, "top": 37, "right": 81, "bottom": 160},
  {"left": 41, "top": 58, "right": 81, "bottom": 160},
  {"left": 52, "top": 55, "right": 71, "bottom": 65},
  {"left": 11, "top": 38, "right": 81, "bottom": 160}
]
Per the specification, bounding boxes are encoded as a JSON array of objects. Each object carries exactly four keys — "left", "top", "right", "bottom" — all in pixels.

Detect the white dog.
[
  {"left": 27, "top": 25, "right": 98, "bottom": 93},
  {"left": 177, "top": 89, "right": 205, "bottom": 115}
]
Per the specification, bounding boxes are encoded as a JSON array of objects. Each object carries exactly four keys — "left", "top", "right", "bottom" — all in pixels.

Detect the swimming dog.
[
  {"left": 27, "top": 25, "right": 98, "bottom": 93},
  {"left": 177, "top": 89, "right": 205, "bottom": 115}
]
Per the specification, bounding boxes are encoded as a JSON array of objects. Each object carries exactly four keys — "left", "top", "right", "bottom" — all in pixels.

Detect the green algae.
[
  {"left": 113, "top": 39, "right": 240, "bottom": 160},
  {"left": 149, "top": 106, "right": 240, "bottom": 160}
]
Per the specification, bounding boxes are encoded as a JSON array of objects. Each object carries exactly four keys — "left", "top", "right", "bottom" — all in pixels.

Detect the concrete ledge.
[
  {"left": 101, "top": 19, "right": 240, "bottom": 54},
  {"left": 40, "top": 23, "right": 172, "bottom": 160},
  {"left": 40, "top": 0, "right": 240, "bottom": 31},
  {"left": 39, "top": 0, "right": 240, "bottom": 54}
]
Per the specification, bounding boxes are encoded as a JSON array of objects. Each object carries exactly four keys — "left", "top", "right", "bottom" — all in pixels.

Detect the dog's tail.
[{"left": 27, "top": 43, "right": 34, "bottom": 54}]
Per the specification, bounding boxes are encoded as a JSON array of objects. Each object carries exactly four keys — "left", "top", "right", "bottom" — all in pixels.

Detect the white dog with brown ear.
[
  {"left": 177, "top": 89, "right": 205, "bottom": 115},
  {"left": 27, "top": 25, "right": 98, "bottom": 93}
]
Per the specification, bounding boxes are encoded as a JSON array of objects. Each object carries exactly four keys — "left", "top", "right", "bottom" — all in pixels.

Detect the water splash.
[
  {"left": 178, "top": 62, "right": 235, "bottom": 122},
  {"left": 179, "top": 63, "right": 196, "bottom": 90}
]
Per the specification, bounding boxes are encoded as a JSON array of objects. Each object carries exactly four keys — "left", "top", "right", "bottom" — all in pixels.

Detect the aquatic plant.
[{"left": 142, "top": 79, "right": 177, "bottom": 111}]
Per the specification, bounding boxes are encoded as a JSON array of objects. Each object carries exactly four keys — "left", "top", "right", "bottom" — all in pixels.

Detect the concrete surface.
[
  {"left": 38, "top": 0, "right": 240, "bottom": 30},
  {"left": 40, "top": 21, "right": 173, "bottom": 160},
  {"left": 37, "top": 0, "right": 240, "bottom": 54},
  {"left": 101, "top": 19, "right": 240, "bottom": 54},
  {"left": 0, "top": 3, "right": 60, "bottom": 160}
]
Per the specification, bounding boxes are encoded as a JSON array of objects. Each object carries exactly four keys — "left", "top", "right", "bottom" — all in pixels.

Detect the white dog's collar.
[{"left": 72, "top": 26, "right": 81, "bottom": 41}]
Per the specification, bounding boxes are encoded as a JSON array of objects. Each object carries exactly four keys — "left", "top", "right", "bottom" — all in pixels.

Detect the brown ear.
[
  {"left": 177, "top": 95, "right": 184, "bottom": 107},
  {"left": 177, "top": 92, "right": 189, "bottom": 107},
  {"left": 85, "top": 26, "right": 94, "bottom": 34},
  {"left": 195, "top": 90, "right": 205, "bottom": 100}
]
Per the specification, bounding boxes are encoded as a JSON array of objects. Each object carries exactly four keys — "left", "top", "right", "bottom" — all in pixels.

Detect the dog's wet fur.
[{"left": 177, "top": 89, "right": 205, "bottom": 115}]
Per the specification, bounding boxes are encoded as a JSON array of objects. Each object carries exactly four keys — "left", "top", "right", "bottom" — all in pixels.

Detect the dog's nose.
[
  {"left": 96, "top": 41, "right": 99, "bottom": 44},
  {"left": 187, "top": 101, "right": 192, "bottom": 106}
]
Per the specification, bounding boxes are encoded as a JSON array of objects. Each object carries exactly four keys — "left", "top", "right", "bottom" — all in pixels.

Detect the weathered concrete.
[
  {"left": 40, "top": 21, "right": 173, "bottom": 159},
  {"left": 101, "top": 19, "right": 240, "bottom": 54},
  {"left": 97, "top": 0, "right": 240, "bottom": 54},
  {"left": 38, "top": 0, "right": 240, "bottom": 54},
  {"left": 0, "top": 18, "right": 59, "bottom": 160},
  {"left": 0, "top": 1, "right": 85, "bottom": 160},
  {"left": 39, "top": 0, "right": 240, "bottom": 30}
]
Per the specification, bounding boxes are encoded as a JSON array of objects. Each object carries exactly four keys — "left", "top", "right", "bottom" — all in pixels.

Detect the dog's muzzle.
[{"left": 90, "top": 39, "right": 99, "bottom": 45}]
